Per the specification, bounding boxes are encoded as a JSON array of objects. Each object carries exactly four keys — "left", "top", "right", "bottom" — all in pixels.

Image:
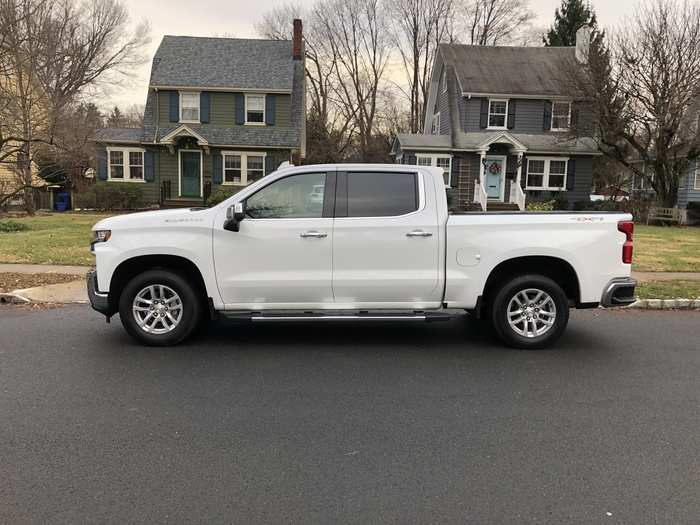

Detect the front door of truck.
[
  {"left": 213, "top": 171, "right": 335, "bottom": 308},
  {"left": 331, "top": 169, "right": 442, "bottom": 308}
]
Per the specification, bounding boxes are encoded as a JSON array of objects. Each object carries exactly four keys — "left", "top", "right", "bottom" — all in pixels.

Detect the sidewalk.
[
  {"left": 632, "top": 271, "right": 700, "bottom": 282},
  {"left": 12, "top": 280, "right": 87, "bottom": 304},
  {"left": 0, "top": 263, "right": 92, "bottom": 275}
]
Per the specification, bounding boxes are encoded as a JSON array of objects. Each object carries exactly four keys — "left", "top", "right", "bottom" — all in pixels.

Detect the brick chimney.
[
  {"left": 293, "top": 19, "right": 303, "bottom": 60},
  {"left": 575, "top": 25, "right": 591, "bottom": 63}
]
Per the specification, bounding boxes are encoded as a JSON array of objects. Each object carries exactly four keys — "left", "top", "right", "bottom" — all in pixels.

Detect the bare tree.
[
  {"left": 388, "top": 0, "right": 455, "bottom": 133},
  {"left": 459, "top": 0, "right": 535, "bottom": 46},
  {"left": 564, "top": 0, "right": 700, "bottom": 207},
  {"left": 0, "top": 0, "right": 149, "bottom": 213}
]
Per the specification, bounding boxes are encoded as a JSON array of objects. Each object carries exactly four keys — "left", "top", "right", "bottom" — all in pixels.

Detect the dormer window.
[
  {"left": 246, "top": 94, "right": 265, "bottom": 124},
  {"left": 551, "top": 101, "right": 572, "bottom": 131},
  {"left": 488, "top": 99, "right": 508, "bottom": 129},
  {"left": 180, "top": 92, "right": 200, "bottom": 123}
]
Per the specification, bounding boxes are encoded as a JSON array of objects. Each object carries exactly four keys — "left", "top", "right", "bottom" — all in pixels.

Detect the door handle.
[
  {"left": 406, "top": 230, "right": 433, "bottom": 237},
  {"left": 300, "top": 231, "right": 328, "bottom": 238}
]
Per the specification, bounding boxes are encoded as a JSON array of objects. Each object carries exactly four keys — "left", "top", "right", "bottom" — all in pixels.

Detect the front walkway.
[
  {"left": 633, "top": 271, "right": 700, "bottom": 282},
  {"left": 0, "top": 263, "right": 91, "bottom": 275}
]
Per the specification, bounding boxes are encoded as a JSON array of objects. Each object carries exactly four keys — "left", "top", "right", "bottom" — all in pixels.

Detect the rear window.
[{"left": 346, "top": 171, "right": 418, "bottom": 217}]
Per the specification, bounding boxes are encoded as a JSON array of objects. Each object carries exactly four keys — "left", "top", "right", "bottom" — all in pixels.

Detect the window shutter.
[
  {"left": 169, "top": 92, "right": 179, "bottom": 122},
  {"left": 543, "top": 100, "right": 552, "bottom": 131},
  {"left": 570, "top": 103, "right": 579, "bottom": 130},
  {"left": 200, "top": 92, "right": 210, "bottom": 123},
  {"left": 567, "top": 158, "right": 575, "bottom": 190},
  {"left": 264, "top": 155, "right": 274, "bottom": 175},
  {"left": 212, "top": 153, "right": 222, "bottom": 184},
  {"left": 507, "top": 100, "right": 516, "bottom": 129},
  {"left": 235, "top": 94, "right": 245, "bottom": 125},
  {"left": 265, "top": 95, "right": 276, "bottom": 126},
  {"left": 479, "top": 99, "right": 489, "bottom": 129},
  {"left": 144, "top": 151, "right": 155, "bottom": 182},
  {"left": 97, "top": 147, "right": 108, "bottom": 181}
]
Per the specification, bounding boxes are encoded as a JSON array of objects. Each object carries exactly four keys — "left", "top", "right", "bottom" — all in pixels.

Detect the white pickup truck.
[{"left": 88, "top": 163, "right": 636, "bottom": 349}]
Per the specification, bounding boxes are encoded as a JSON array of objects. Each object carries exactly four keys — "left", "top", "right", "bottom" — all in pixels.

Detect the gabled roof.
[
  {"left": 149, "top": 36, "right": 295, "bottom": 91},
  {"left": 439, "top": 44, "right": 577, "bottom": 97}
]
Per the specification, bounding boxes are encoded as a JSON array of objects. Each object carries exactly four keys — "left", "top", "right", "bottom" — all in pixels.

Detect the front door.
[
  {"left": 213, "top": 171, "right": 334, "bottom": 308},
  {"left": 331, "top": 169, "right": 442, "bottom": 308},
  {"left": 180, "top": 151, "right": 201, "bottom": 197},
  {"left": 484, "top": 156, "right": 506, "bottom": 200}
]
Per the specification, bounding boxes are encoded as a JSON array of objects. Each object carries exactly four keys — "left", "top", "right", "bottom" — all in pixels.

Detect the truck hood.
[{"left": 92, "top": 207, "right": 212, "bottom": 231}]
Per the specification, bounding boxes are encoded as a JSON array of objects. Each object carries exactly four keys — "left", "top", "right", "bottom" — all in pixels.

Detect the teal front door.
[
  {"left": 180, "top": 151, "right": 201, "bottom": 197},
  {"left": 484, "top": 156, "right": 505, "bottom": 200}
]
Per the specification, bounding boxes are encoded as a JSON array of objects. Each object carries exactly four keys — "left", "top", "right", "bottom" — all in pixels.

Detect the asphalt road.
[{"left": 1, "top": 306, "right": 700, "bottom": 524}]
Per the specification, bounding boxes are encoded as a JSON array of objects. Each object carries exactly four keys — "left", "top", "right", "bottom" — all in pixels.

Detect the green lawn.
[
  {"left": 636, "top": 280, "right": 700, "bottom": 300},
  {"left": 0, "top": 213, "right": 111, "bottom": 266},
  {"left": 634, "top": 225, "right": 700, "bottom": 272}
]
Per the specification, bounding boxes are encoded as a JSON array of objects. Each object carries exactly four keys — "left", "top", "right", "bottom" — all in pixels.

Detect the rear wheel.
[
  {"left": 118, "top": 269, "right": 202, "bottom": 346},
  {"left": 490, "top": 274, "right": 569, "bottom": 349}
]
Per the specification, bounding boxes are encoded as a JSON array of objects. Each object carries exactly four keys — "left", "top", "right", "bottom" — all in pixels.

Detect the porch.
[{"left": 470, "top": 133, "right": 527, "bottom": 212}]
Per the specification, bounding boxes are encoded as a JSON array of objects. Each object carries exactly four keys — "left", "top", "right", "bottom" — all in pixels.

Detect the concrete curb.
[
  {"left": 0, "top": 292, "right": 30, "bottom": 304},
  {"left": 626, "top": 299, "right": 700, "bottom": 310}
]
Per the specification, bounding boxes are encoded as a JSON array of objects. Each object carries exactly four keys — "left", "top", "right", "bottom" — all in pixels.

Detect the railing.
[
  {"left": 473, "top": 180, "right": 488, "bottom": 211},
  {"left": 510, "top": 182, "right": 526, "bottom": 211}
]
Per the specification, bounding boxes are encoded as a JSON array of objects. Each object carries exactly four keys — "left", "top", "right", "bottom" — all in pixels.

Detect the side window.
[
  {"left": 246, "top": 172, "right": 326, "bottom": 219},
  {"left": 346, "top": 172, "right": 418, "bottom": 217}
]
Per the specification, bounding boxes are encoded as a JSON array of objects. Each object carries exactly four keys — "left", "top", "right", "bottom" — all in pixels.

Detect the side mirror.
[{"left": 224, "top": 201, "right": 246, "bottom": 232}]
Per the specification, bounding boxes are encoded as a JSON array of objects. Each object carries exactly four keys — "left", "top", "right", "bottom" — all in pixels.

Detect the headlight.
[
  {"left": 94, "top": 230, "right": 111, "bottom": 243},
  {"left": 91, "top": 230, "right": 111, "bottom": 253}
]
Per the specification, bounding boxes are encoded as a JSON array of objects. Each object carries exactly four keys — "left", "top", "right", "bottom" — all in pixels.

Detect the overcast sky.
[{"left": 104, "top": 0, "right": 638, "bottom": 110}]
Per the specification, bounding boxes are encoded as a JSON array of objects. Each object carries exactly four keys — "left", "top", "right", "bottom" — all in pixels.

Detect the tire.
[
  {"left": 118, "top": 269, "right": 202, "bottom": 346},
  {"left": 490, "top": 274, "right": 569, "bottom": 350}
]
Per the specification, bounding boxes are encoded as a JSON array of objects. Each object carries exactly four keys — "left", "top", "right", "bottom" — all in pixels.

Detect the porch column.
[
  {"left": 515, "top": 151, "right": 524, "bottom": 186},
  {"left": 478, "top": 150, "right": 486, "bottom": 185}
]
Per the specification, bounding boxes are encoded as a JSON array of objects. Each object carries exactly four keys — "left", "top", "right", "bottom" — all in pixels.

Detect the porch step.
[{"left": 486, "top": 202, "right": 520, "bottom": 212}]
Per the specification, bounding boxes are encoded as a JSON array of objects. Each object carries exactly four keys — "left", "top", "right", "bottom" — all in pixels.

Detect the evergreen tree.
[{"left": 544, "top": 0, "right": 600, "bottom": 47}]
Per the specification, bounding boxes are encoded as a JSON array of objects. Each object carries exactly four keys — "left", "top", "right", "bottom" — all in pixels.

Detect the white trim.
[
  {"left": 475, "top": 130, "right": 528, "bottom": 152},
  {"left": 106, "top": 146, "right": 147, "bottom": 182},
  {"left": 245, "top": 93, "right": 266, "bottom": 126},
  {"left": 431, "top": 112, "right": 441, "bottom": 135},
  {"left": 152, "top": 85, "right": 291, "bottom": 94},
  {"left": 160, "top": 124, "right": 209, "bottom": 145},
  {"left": 483, "top": 155, "right": 507, "bottom": 201},
  {"left": 221, "top": 151, "right": 267, "bottom": 186},
  {"left": 551, "top": 101, "right": 572, "bottom": 132},
  {"left": 178, "top": 149, "right": 203, "bottom": 197},
  {"left": 178, "top": 91, "right": 201, "bottom": 124},
  {"left": 415, "top": 153, "right": 452, "bottom": 188},
  {"left": 525, "top": 156, "right": 569, "bottom": 191},
  {"left": 441, "top": 67, "right": 447, "bottom": 93},
  {"left": 464, "top": 91, "right": 578, "bottom": 101},
  {"left": 487, "top": 99, "right": 509, "bottom": 130}
]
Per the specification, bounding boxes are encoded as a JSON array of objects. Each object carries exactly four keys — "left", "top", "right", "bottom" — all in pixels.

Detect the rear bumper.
[
  {"left": 86, "top": 270, "right": 111, "bottom": 316},
  {"left": 601, "top": 277, "right": 637, "bottom": 307}
]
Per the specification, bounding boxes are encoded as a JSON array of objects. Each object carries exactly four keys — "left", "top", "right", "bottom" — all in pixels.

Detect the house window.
[
  {"left": 526, "top": 157, "right": 569, "bottom": 190},
  {"left": 108, "top": 148, "right": 146, "bottom": 182},
  {"left": 551, "top": 101, "right": 571, "bottom": 131},
  {"left": 222, "top": 151, "right": 266, "bottom": 185},
  {"left": 416, "top": 154, "right": 452, "bottom": 187},
  {"left": 180, "top": 92, "right": 200, "bottom": 123},
  {"left": 246, "top": 94, "right": 265, "bottom": 124},
  {"left": 488, "top": 99, "right": 508, "bottom": 129},
  {"left": 432, "top": 112, "right": 441, "bottom": 134}
]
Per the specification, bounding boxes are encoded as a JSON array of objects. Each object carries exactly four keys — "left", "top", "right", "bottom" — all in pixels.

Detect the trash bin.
[{"left": 55, "top": 191, "right": 70, "bottom": 212}]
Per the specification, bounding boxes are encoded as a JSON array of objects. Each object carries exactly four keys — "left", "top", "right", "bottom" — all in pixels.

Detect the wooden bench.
[{"left": 647, "top": 207, "right": 687, "bottom": 225}]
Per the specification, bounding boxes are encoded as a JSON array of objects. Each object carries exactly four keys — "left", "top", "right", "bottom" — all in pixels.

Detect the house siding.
[
  {"left": 155, "top": 90, "right": 293, "bottom": 129},
  {"left": 434, "top": 66, "right": 451, "bottom": 136},
  {"left": 678, "top": 159, "right": 700, "bottom": 209}
]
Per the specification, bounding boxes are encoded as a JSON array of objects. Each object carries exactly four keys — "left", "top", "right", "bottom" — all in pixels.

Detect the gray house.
[
  {"left": 94, "top": 20, "right": 306, "bottom": 207},
  {"left": 391, "top": 27, "right": 599, "bottom": 211}
]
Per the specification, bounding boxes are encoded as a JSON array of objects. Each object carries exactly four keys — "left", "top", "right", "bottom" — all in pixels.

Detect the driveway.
[{"left": 1, "top": 306, "right": 699, "bottom": 524}]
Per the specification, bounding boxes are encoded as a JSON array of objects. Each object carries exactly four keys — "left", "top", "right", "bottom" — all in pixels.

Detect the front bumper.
[
  {"left": 601, "top": 277, "right": 637, "bottom": 307},
  {"left": 86, "top": 270, "right": 111, "bottom": 316}
]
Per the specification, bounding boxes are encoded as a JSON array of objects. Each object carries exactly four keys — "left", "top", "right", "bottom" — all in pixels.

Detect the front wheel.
[
  {"left": 490, "top": 274, "right": 569, "bottom": 349},
  {"left": 118, "top": 269, "right": 202, "bottom": 346}
]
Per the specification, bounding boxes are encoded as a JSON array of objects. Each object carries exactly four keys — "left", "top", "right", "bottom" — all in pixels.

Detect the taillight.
[{"left": 618, "top": 220, "right": 634, "bottom": 264}]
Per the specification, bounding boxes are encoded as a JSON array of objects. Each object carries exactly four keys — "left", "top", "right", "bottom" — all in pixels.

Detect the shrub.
[
  {"left": 572, "top": 199, "right": 624, "bottom": 212},
  {"left": 74, "top": 183, "right": 143, "bottom": 210},
  {"left": 0, "top": 219, "right": 30, "bottom": 233},
  {"left": 206, "top": 186, "right": 242, "bottom": 207},
  {"left": 526, "top": 199, "right": 555, "bottom": 211}
]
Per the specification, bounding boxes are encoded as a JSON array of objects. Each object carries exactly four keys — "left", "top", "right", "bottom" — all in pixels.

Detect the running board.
[{"left": 221, "top": 311, "right": 453, "bottom": 323}]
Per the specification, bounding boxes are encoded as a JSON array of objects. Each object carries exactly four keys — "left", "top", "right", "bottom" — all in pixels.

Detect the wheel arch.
[
  {"left": 479, "top": 256, "right": 581, "bottom": 315},
  {"left": 108, "top": 254, "right": 210, "bottom": 315}
]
